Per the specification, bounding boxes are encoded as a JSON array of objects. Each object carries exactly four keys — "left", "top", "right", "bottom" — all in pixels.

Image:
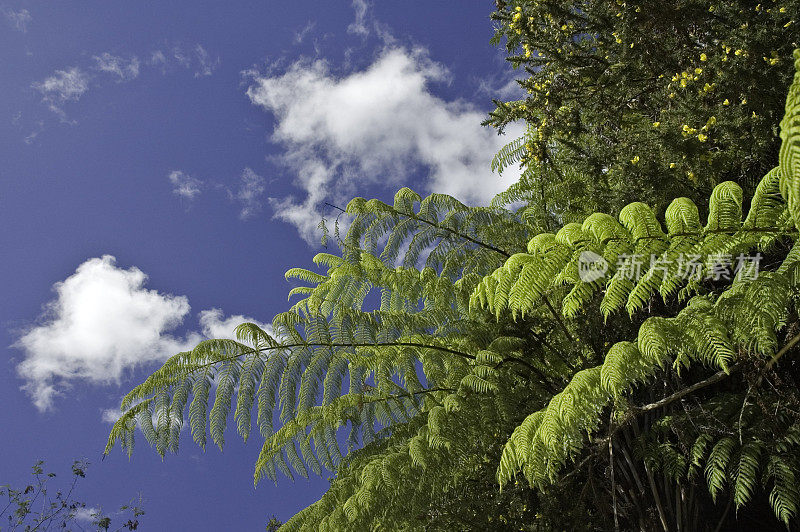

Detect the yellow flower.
[
  {"left": 723, "top": 99, "right": 730, "bottom": 105},
  {"left": 687, "top": 171, "right": 696, "bottom": 181},
  {"left": 770, "top": 58, "right": 780, "bottom": 65},
  {"left": 703, "top": 83, "right": 713, "bottom": 92},
  {"left": 741, "top": 97, "right": 748, "bottom": 104},
  {"left": 631, "top": 155, "right": 640, "bottom": 164},
  {"left": 652, "top": 121, "right": 661, "bottom": 128},
  {"left": 697, "top": 133, "right": 708, "bottom": 142},
  {"left": 695, "top": 67, "right": 703, "bottom": 74},
  {"left": 781, "top": 7, "right": 787, "bottom": 13},
  {"left": 680, "top": 79, "right": 688, "bottom": 87},
  {"left": 707, "top": 116, "right": 717, "bottom": 126},
  {"left": 700, "top": 53, "right": 707, "bottom": 61},
  {"left": 669, "top": 162, "right": 677, "bottom": 169},
  {"left": 785, "top": 20, "right": 794, "bottom": 28}
]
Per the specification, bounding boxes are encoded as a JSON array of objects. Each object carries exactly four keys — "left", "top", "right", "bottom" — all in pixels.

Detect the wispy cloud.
[
  {"left": 192, "top": 44, "right": 219, "bottom": 77},
  {"left": 93, "top": 52, "right": 140, "bottom": 81},
  {"left": 27, "top": 43, "right": 218, "bottom": 127},
  {"left": 168, "top": 170, "right": 202, "bottom": 200},
  {"left": 246, "top": 47, "right": 523, "bottom": 242},
  {"left": 14, "top": 256, "right": 271, "bottom": 411},
  {"left": 347, "top": 0, "right": 370, "bottom": 37},
  {"left": 5, "top": 8, "right": 31, "bottom": 32},
  {"left": 32, "top": 67, "right": 90, "bottom": 120},
  {"left": 23, "top": 120, "right": 44, "bottom": 145},
  {"left": 230, "top": 167, "right": 266, "bottom": 219},
  {"left": 172, "top": 44, "right": 220, "bottom": 78},
  {"left": 149, "top": 49, "right": 167, "bottom": 70},
  {"left": 293, "top": 21, "right": 316, "bottom": 45}
]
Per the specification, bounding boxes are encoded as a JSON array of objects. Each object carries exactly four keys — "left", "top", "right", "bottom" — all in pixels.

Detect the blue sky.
[{"left": 1, "top": 1, "right": 522, "bottom": 528}]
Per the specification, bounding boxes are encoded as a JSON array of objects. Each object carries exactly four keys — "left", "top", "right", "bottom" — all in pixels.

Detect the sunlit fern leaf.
[
  {"left": 154, "top": 388, "right": 171, "bottom": 456},
  {"left": 168, "top": 378, "right": 191, "bottom": 453},
  {"left": 189, "top": 367, "right": 213, "bottom": 450},
  {"left": 779, "top": 50, "right": 800, "bottom": 229},
  {"left": 210, "top": 360, "right": 241, "bottom": 450},
  {"left": 734, "top": 441, "right": 763, "bottom": 510},
  {"left": 766, "top": 454, "right": 800, "bottom": 525},
  {"left": 234, "top": 352, "right": 265, "bottom": 443},
  {"left": 490, "top": 134, "right": 526, "bottom": 175},
  {"left": 706, "top": 437, "right": 735, "bottom": 502}
]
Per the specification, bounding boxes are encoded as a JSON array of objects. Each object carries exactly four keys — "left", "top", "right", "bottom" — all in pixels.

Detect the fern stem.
[
  {"left": 542, "top": 295, "right": 579, "bottom": 347},
  {"left": 361, "top": 387, "right": 455, "bottom": 406},
  {"left": 765, "top": 332, "right": 800, "bottom": 371},
  {"left": 644, "top": 460, "right": 670, "bottom": 532},
  {"left": 494, "top": 358, "right": 558, "bottom": 394},
  {"left": 711, "top": 498, "right": 733, "bottom": 532},
  {"left": 529, "top": 329, "right": 576, "bottom": 371},
  {"left": 635, "top": 365, "right": 739, "bottom": 414},
  {"left": 609, "top": 413, "right": 620, "bottom": 532},
  {"left": 188, "top": 342, "right": 479, "bottom": 373},
  {"left": 325, "top": 201, "right": 514, "bottom": 258}
]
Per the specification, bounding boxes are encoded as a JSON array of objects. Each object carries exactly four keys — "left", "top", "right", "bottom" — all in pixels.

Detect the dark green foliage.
[{"left": 488, "top": 0, "right": 800, "bottom": 220}]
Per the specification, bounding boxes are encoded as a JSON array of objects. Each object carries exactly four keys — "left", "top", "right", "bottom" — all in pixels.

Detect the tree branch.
[{"left": 633, "top": 364, "right": 740, "bottom": 414}]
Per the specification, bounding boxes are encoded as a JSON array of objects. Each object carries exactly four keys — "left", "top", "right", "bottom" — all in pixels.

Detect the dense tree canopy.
[
  {"left": 106, "top": 2, "right": 800, "bottom": 530},
  {"left": 489, "top": 0, "right": 800, "bottom": 223}
]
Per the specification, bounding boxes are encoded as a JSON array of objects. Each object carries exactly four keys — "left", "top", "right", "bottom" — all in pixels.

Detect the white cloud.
[
  {"left": 347, "top": 0, "right": 370, "bottom": 37},
  {"left": 5, "top": 8, "right": 31, "bottom": 32},
  {"left": 231, "top": 167, "right": 266, "bottom": 219},
  {"left": 168, "top": 170, "right": 202, "bottom": 200},
  {"left": 24, "top": 120, "right": 44, "bottom": 145},
  {"left": 197, "top": 308, "right": 271, "bottom": 340},
  {"left": 72, "top": 507, "right": 100, "bottom": 523},
  {"left": 173, "top": 44, "right": 220, "bottom": 78},
  {"left": 27, "top": 44, "right": 217, "bottom": 125},
  {"left": 14, "top": 256, "right": 270, "bottom": 411},
  {"left": 246, "top": 47, "right": 523, "bottom": 242},
  {"left": 193, "top": 44, "right": 219, "bottom": 77},
  {"left": 476, "top": 75, "right": 526, "bottom": 102},
  {"left": 293, "top": 21, "right": 316, "bottom": 44},
  {"left": 32, "top": 67, "right": 90, "bottom": 118},
  {"left": 93, "top": 52, "right": 140, "bottom": 81},
  {"left": 150, "top": 50, "right": 167, "bottom": 65},
  {"left": 101, "top": 408, "right": 123, "bottom": 424}
]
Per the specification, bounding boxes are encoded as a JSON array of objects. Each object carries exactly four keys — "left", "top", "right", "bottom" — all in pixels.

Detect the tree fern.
[{"left": 103, "top": 50, "right": 800, "bottom": 530}]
